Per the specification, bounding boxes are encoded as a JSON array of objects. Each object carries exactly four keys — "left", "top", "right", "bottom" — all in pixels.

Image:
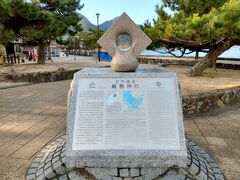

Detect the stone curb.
[
  {"left": 0, "top": 82, "right": 31, "bottom": 90},
  {"left": 2, "top": 69, "right": 80, "bottom": 83},
  {"left": 183, "top": 86, "right": 240, "bottom": 114},
  {"left": 138, "top": 56, "right": 197, "bottom": 66},
  {"left": 137, "top": 56, "right": 240, "bottom": 69}
]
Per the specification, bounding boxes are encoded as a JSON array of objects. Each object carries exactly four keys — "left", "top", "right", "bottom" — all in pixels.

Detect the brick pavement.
[
  {"left": 0, "top": 81, "right": 69, "bottom": 180},
  {"left": 0, "top": 80, "right": 239, "bottom": 179}
]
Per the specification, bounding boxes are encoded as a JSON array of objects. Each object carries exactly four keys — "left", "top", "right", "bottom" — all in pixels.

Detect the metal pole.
[
  {"left": 74, "top": 37, "right": 76, "bottom": 60},
  {"left": 96, "top": 13, "right": 100, "bottom": 62}
]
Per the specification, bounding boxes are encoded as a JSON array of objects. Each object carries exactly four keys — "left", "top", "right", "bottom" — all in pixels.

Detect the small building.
[
  {"left": 2, "top": 41, "right": 22, "bottom": 64},
  {"left": 49, "top": 41, "right": 65, "bottom": 57}
]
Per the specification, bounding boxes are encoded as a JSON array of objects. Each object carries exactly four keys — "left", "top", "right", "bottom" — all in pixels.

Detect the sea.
[{"left": 141, "top": 46, "right": 240, "bottom": 59}]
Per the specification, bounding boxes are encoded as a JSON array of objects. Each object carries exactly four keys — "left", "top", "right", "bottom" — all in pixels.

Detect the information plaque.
[
  {"left": 72, "top": 77, "right": 181, "bottom": 151},
  {"left": 66, "top": 68, "right": 187, "bottom": 168}
]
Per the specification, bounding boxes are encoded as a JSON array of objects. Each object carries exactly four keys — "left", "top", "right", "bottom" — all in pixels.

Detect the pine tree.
[
  {"left": 22, "top": 0, "right": 83, "bottom": 64},
  {"left": 65, "top": 28, "right": 104, "bottom": 55},
  {"left": 0, "top": 0, "right": 83, "bottom": 64},
  {"left": 0, "top": 0, "right": 27, "bottom": 45},
  {"left": 145, "top": 0, "right": 240, "bottom": 76}
]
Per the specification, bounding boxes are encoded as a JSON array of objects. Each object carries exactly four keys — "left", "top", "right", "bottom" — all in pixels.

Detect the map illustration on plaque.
[
  {"left": 107, "top": 93, "right": 118, "bottom": 105},
  {"left": 123, "top": 91, "right": 143, "bottom": 110}
]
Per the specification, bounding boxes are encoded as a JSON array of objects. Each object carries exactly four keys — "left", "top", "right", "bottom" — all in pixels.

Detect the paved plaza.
[{"left": 0, "top": 80, "right": 240, "bottom": 179}]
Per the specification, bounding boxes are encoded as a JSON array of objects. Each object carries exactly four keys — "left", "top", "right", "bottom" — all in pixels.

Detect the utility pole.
[
  {"left": 96, "top": 13, "right": 100, "bottom": 62},
  {"left": 74, "top": 37, "right": 76, "bottom": 60}
]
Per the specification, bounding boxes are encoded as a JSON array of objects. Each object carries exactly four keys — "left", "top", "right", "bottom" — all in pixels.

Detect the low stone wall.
[
  {"left": 183, "top": 87, "right": 240, "bottom": 114},
  {"left": 137, "top": 56, "right": 198, "bottom": 66},
  {"left": 137, "top": 56, "right": 240, "bottom": 69},
  {"left": 3, "top": 69, "right": 80, "bottom": 83},
  {"left": 1, "top": 68, "right": 240, "bottom": 115}
]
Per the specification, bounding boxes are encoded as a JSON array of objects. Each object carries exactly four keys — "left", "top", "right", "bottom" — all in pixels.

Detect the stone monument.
[
  {"left": 66, "top": 12, "right": 187, "bottom": 178},
  {"left": 26, "top": 13, "right": 225, "bottom": 180}
]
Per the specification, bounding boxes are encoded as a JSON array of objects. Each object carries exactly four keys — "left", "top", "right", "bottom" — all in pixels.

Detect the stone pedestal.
[{"left": 65, "top": 67, "right": 187, "bottom": 178}]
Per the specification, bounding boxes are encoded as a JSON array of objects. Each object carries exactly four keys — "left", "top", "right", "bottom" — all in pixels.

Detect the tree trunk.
[
  {"left": 188, "top": 40, "right": 233, "bottom": 77},
  {"left": 47, "top": 42, "right": 52, "bottom": 61},
  {"left": 37, "top": 40, "right": 46, "bottom": 64},
  {"left": 212, "top": 61, "right": 216, "bottom": 70}
]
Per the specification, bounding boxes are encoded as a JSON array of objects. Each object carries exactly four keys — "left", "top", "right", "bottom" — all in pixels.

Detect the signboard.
[{"left": 72, "top": 77, "right": 181, "bottom": 151}]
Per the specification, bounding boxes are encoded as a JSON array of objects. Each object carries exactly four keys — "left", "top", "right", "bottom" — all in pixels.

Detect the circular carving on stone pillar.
[{"left": 116, "top": 33, "right": 132, "bottom": 51}]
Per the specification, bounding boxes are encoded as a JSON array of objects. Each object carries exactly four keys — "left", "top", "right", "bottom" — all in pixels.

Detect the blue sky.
[{"left": 80, "top": 0, "right": 161, "bottom": 25}]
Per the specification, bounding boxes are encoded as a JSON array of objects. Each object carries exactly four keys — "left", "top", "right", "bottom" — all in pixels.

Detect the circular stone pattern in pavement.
[{"left": 26, "top": 136, "right": 225, "bottom": 180}]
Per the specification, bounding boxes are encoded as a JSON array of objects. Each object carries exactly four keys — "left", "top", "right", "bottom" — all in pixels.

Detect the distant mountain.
[
  {"left": 99, "top": 17, "right": 118, "bottom": 31},
  {"left": 80, "top": 14, "right": 96, "bottom": 31},
  {"left": 80, "top": 14, "right": 118, "bottom": 31}
]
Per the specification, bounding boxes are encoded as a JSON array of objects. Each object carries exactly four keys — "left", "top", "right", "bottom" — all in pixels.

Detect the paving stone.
[
  {"left": 37, "top": 163, "right": 44, "bottom": 170},
  {"left": 194, "top": 119, "right": 213, "bottom": 127},
  {"left": 36, "top": 173, "right": 45, "bottom": 180},
  {"left": 39, "top": 128, "right": 62, "bottom": 138},
  {"left": 133, "top": 177, "right": 143, "bottom": 180},
  {"left": 7, "top": 176, "right": 25, "bottom": 180},
  {"left": 26, "top": 174, "right": 35, "bottom": 180},
  {"left": 189, "top": 162, "right": 200, "bottom": 175},
  {"left": 232, "top": 148, "right": 240, "bottom": 158},
  {"left": 36, "top": 168, "right": 43, "bottom": 177},
  {"left": 222, "top": 171, "right": 240, "bottom": 180},
  {"left": 199, "top": 128, "right": 222, "bottom": 137},
  {"left": 58, "top": 174, "right": 68, "bottom": 180},
  {"left": 26, "top": 135, "right": 53, "bottom": 148},
  {"left": 185, "top": 128, "right": 202, "bottom": 136},
  {"left": 207, "top": 145, "right": 237, "bottom": 158},
  {"left": 0, "top": 142, "right": 22, "bottom": 156},
  {"left": 225, "top": 138, "right": 240, "bottom": 148},
  {"left": 53, "top": 150, "right": 60, "bottom": 158},
  {"left": 208, "top": 117, "right": 227, "bottom": 126},
  {"left": 11, "top": 145, "right": 42, "bottom": 159},
  {"left": 9, "top": 133, "right": 37, "bottom": 145},
  {"left": 52, "top": 160, "right": 66, "bottom": 174},
  {"left": 188, "top": 135, "right": 208, "bottom": 146},
  {"left": 109, "top": 168, "right": 118, "bottom": 176},
  {"left": 216, "top": 157, "right": 240, "bottom": 173},
  {"left": 0, "top": 174, "right": 8, "bottom": 180},
  {"left": 33, "top": 157, "right": 42, "bottom": 163},
  {"left": 44, "top": 161, "right": 51, "bottom": 170},
  {"left": 0, "top": 136, "right": 11, "bottom": 144},
  {"left": 216, "top": 130, "right": 240, "bottom": 139},
  {"left": 112, "top": 177, "right": 122, "bottom": 180},
  {"left": 131, "top": 168, "right": 140, "bottom": 177},
  {"left": 68, "top": 170, "right": 77, "bottom": 178},
  {"left": 52, "top": 156, "right": 60, "bottom": 163},
  {"left": 44, "top": 167, "right": 56, "bottom": 179},
  {"left": 119, "top": 169, "right": 129, "bottom": 177},
  {"left": 205, "top": 137, "right": 228, "bottom": 146},
  {"left": 0, "top": 156, "right": 26, "bottom": 176}
]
